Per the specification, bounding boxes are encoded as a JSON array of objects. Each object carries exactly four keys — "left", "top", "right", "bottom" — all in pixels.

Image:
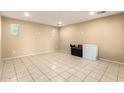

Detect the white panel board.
[{"left": 83, "top": 44, "right": 98, "bottom": 60}]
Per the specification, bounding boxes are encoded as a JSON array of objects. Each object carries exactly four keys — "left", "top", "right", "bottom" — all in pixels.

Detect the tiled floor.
[{"left": 0, "top": 52, "right": 124, "bottom": 82}]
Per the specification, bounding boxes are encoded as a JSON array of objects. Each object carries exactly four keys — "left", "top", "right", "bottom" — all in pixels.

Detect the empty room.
[{"left": 0, "top": 11, "right": 124, "bottom": 82}]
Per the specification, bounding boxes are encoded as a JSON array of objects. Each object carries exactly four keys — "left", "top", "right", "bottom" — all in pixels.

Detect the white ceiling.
[{"left": 0, "top": 11, "right": 123, "bottom": 27}]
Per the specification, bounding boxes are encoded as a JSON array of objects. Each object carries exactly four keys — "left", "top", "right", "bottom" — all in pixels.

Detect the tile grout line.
[
  {"left": 12, "top": 58, "right": 19, "bottom": 82},
  {"left": 1, "top": 52, "right": 123, "bottom": 82},
  {"left": 19, "top": 58, "right": 35, "bottom": 82},
  {"left": 0, "top": 61, "right": 5, "bottom": 82},
  {"left": 81, "top": 63, "right": 101, "bottom": 82},
  {"left": 32, "top": 55, "right": 61, "bottom": 81},
  {"left": 48, "top": 54, "right": 83, "bottom": 81},
  {"left": 65, "top": 62, "right": 91, "bottom": 81},
  {"left": 36, "top": 54, "right": 84, "bottom": 80},
  {"left": 99, "top": 62, "right": 111, "bottom": 82},
  {"left": 117, "top": 64, "right": 120, "bottom": 82},
  {"left": 33, "top": 54, "right": 76, "bottom": 81},
  {"left": 32, "top": 55, "right": 67, "bottom": 80},
  {"left": 27, "top": 56, "right": 52, "bottom": 81}
]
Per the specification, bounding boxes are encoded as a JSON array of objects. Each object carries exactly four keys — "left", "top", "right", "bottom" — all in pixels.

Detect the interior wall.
[
  {"left": 0, "top": 16, "right": 1, "bottom": 62},
  {"left": 60, "top": 13, "right": 124, "bottom": 63},
  {"left": 2, "top": 17, "right": 59, "bottom": 58}
]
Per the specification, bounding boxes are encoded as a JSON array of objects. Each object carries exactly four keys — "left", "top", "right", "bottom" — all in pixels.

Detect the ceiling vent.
[{"left": 97, "top": 11, "right": 106, "bottom": 14}]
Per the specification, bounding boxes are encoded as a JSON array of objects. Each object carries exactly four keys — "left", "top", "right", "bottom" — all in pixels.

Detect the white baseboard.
[
  {"left": 2, "top": 49, "right": 124, "bottom": 65},
  {"left": 59, "top": 50, "right": 124, "bottom": 64},
  {"left": 2, "top": 50, "right": 57, "bottom": 61},
  {"left": 100, "top": 58, "right": 124, "bottom": 65}
]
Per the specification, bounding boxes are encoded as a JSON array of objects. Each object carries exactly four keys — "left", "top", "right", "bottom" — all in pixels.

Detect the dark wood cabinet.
[{"left": 71, "top": 47, "right": 82, "bottom": 57}]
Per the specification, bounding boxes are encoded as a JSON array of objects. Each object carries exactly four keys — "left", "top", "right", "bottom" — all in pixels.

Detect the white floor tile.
[{"left": 0, "top": 52, "right": 122, "bottom": 82}]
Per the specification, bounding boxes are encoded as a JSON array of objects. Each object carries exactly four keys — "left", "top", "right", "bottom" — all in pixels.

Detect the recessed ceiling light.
[
  {"left": 24, "top": 12, "right": 30, "bottom": 17},
  {"left": 90, "top": 11, "right": 95, "bottom": 15},
  {"left": 57, "top": 21, "right": 62, "bottom": 26}
]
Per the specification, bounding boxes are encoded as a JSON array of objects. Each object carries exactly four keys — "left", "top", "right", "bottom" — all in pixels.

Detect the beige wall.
[
  {"left": 0, "top": 16, "right": 1, "bottom": 61},
  {"left": 2, "top": 17, "right": 59, "bottom": 58},
  {"left": 2, "top": 13, "right": 124, "bottom": 63},
  {"left": 60, "top": 13, "right": 124, "bottom": 63}
]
